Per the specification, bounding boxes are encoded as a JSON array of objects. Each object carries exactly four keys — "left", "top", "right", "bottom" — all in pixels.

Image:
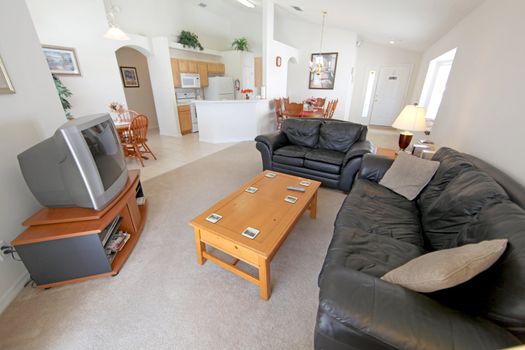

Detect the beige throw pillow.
[
  {"left": 381, "top": 239, "right": 508, "bottom": 293},
  {"left": 379, "top": 151, "right": 440, "bottom": 200}
]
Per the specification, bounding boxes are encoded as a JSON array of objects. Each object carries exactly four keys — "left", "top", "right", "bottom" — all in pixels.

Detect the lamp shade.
[
  {"left": 392, "top": 105, "right": 427, "bottom": 132},
  {"left": 104, "top": 26, "right": 129, "bottom": 41}
]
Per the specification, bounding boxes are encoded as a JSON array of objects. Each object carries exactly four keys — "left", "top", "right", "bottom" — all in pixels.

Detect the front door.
[{"left": 369, "top": 65, "right": 412, "bottom": 126}]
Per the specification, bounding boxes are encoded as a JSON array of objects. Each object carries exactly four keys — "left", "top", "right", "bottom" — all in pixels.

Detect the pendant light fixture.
[
  {"left": 104, "top": 1, "right": 129, "bottom": 41},
  {"left": 309, "top": 11, "right": 327, "bottom": 75}
]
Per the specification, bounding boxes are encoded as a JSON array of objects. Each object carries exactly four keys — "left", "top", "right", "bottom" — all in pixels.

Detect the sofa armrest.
[
  {"left": 343, "top": 140, "right": 374, "bottom": 165},
  {"left": 315, "top": 268, "right": 520, "bottom": 350},
  {"left": 358, "top": 154, "right": 395, "bottom": 183},
  {"left": 254, "top": 132, "right": 288, "bottom": 154}
]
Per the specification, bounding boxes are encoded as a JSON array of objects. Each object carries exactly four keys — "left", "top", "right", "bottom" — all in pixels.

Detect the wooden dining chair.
[
  {"left": 324, "top": 99, "right": 338, "bottom": 118},
  {"left": 274, "top": 98, "right": 285, "bottom": 130},
  {"left": 118, "top": 109, "right": 139, "bottom": 122},
  {"left": 121, "top": 115, "right": 157, "bottom": 167},
  {"left": 313, "top": 97, "right": 326, "bottom": 108},
  {"left": 284, "top": 102, "right": 304, "bottom": 118}
]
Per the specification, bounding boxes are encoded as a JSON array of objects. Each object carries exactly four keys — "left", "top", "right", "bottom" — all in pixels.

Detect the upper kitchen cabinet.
[
  {"left": 254, "top": 57, "right": 262, "bottom": 88},
  {"left": 208, "top": 63, "right": 225, "bottom": 75},
  {"left": 171, "top": 59, "right": 182, "bottom": 88},
  {"left": 197, "top": 62, "right": 209, "bottom": 87},
  {"left": 178, "top": 60, "right": 198, "bottom": 73}
]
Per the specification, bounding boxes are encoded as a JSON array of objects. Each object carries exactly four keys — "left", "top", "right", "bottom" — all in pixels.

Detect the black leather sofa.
[
  {"left": 255, "top": 118, "right": 373, "bottom": 192},
  {"left": 315, "top": 147, "right": 525, "bottom": 350}
]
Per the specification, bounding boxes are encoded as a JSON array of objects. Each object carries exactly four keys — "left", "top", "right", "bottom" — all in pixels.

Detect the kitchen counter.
[{"left": 194, "top": 99, "right": 275, "bottom": 143}]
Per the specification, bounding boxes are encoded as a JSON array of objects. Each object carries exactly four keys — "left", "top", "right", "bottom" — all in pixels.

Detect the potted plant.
[
  {"left": 232, "top": 37, "right": 249, "bottom": 51},
  {"left": 177, "top": 30, "right": 204, "bottom": 51},
  {"left": 52, "top": 74, "right": 73, "bottom": 119}
]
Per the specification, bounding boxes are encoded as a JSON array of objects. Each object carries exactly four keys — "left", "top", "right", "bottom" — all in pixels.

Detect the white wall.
[
  {"left": 26, "top": 0, "right": 127, "bottom": 117},
  {"left": 412, "top": 0, "right": 525, "bottom": 186},
  {"left": 116, "top": 47, "right": 159, "bottom": 129},
  {"left": 274, "top": 15, "right": 358, "bottom": 120},
  {"left": 349, "top": 41, "right": 421, "bottom": 124},
  {"left": 0, "top": 0, "right": 66, "bottom": 314},
  {"left": 112, "top": 0, "right": 262, "bottom": 54}
]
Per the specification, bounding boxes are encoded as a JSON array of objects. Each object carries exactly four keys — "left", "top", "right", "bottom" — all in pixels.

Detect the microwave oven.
[{"left": 180, "top": 73, "right": 201, "bottom": 88}]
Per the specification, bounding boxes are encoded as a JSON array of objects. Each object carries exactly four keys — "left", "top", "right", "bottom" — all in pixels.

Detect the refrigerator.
[{"left": 204, "top": 76, "right": 235, "bottom": 100}]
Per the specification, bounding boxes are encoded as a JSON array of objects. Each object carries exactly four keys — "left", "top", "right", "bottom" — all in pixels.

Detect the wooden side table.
[{"left": 376, "top": 147, "right": 397, "bottom": 159}]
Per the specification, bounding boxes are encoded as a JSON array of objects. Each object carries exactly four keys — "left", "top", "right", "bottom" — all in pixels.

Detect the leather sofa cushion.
[
  {"left": 273, "top": 155, "right": 304, "bottom": 167},
  {"left": 318, "top": 121, "right": 364, "bottom": 152},
  {"left": 319, "top": 226, "right": 426, "bottom": 283},
  {"left": 421, "top": 168, "right": 508, "bottom": 251},
  {"left": 305, "top": 148, "right": 345, "bottom": 165},
  {"left": 274, "top": 145, "right": 312, "bottom": 158},
  {"left": 304, "top": 160, "right": 340, "bottom": 174},
  {"left": 336, "top": 179, "right": 424, "bottom": 247},
  {"left": 282, "top": 118, "right": 322, "bottom": 148},
  {"left": 430, "top": 200, "right": 525, "bottom": 340},
  {"left": 418, "top": 147, "right": 475, "bottom": 215}
]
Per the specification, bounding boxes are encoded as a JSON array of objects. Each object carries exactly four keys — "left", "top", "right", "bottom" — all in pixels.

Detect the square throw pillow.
[
  {"left": 381, "top": 239, "right": 508, "bottom": 293},
  {"left": 379, "top": 151, "right": 440, "bottom": 200}
]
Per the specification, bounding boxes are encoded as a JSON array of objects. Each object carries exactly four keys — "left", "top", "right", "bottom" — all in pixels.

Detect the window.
[
  {"left": 361, "top": 70, "right": 376, "bottom": 118},
  {"left": 419, "top": 48, "right": 457, "bottom": 120}
]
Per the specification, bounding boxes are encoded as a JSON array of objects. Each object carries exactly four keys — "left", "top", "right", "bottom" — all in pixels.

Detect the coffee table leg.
[
  {"left": 259, "top": 256, "right": 271, "bottom": 300},
  {"left": 193, "top": 227, "right": 207, "bottom": 265},
  {"left": 309, "top": 191, "right": 318, "bottom": 219}
]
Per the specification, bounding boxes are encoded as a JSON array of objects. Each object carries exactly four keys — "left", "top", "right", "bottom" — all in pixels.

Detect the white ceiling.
[
  {"left": 273, "top": 0, "right": 485, "bottom": 51},
  {"left": 186, "top": 0, "right": 485, "bottom": 51}
]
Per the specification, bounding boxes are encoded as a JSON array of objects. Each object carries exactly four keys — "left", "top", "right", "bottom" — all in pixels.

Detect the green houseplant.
[
  {"left": 178, "top": 30, "right": 204, "bottom": 51},
  {"left": 52, "top": 74, "right": 73, "bottom": 119},
  {"left": 232, "top": 37, "right": 249, "bottom": 51}
]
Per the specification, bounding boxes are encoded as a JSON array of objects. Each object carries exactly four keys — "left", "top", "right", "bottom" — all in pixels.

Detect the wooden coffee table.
[{"left": 189, "top": 171, "right": 321, "bottom": 300}]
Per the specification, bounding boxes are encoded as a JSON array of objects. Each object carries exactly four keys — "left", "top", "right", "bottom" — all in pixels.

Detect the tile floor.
[{"left": 126, "top": 130, "right": 235, "bottom": 181}]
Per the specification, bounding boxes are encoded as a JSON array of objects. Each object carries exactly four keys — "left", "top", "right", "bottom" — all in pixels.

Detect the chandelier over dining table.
[{"left": 309, "top": 11, "right": 328, "bottom": 75}]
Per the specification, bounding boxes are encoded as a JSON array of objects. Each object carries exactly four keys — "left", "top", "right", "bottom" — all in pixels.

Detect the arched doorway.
[{"left": 115, "top": 47, "right": 159, "bottom": 129}]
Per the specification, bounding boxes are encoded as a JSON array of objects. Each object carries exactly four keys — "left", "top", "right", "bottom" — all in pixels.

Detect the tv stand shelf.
[{"left": 13, "top": 170, "right": 147, "bottom": 288}]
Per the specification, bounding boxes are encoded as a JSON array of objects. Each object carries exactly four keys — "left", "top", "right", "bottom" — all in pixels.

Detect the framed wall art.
[
  {"left": 308, "top": 52, "right": 338, "bottom": 90},
  {"left": 42, "top": 45, "right": 81, "bottom": 75},
  {"left": 120, "top": 66, "right": 140, "bottom": 88},
  {"left": 0, "top": 55, "right": 15, "bottom": 94}
]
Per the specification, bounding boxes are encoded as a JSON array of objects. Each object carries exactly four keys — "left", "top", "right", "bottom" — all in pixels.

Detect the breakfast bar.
[{"left": 194, "top": 99, "right": 274, "bottom": 143}]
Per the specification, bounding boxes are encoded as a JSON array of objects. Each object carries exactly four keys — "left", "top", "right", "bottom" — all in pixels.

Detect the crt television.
[{"left": 18, "top": 114, "right": 128, "bottom": 211}]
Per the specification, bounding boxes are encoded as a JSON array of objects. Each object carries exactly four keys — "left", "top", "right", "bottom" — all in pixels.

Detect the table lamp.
[{"left": 392, "top": 103, "right": 427, "bottom": 151}]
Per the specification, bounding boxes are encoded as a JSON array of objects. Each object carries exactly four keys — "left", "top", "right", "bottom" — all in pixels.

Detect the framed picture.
[
  {"left": 42, "top": 45, "right": 81, "bottom": 75},
  {"left": 0, "top": 55, "right": 15, "bottom": 94},
  {"left": 309, "top": 52, "right": 338, "bottom": 90},
  {"left": 120, "top": 66, "right": 140, "bottom": 88}
]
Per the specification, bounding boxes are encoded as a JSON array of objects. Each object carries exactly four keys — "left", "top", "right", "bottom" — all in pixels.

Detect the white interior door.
[{"left": 369, "top": 65, "right": 412, "bottom": 126}]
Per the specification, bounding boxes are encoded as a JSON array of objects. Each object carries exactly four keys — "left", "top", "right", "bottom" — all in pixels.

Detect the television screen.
[{"left": 81, "top": 120, "right": 125, "bottom": 191}]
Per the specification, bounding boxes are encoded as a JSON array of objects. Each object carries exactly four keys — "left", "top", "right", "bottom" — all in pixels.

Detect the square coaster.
[
  {"left": 245, "top": 186, "right": 258, "bottom": 194},
  {"left": 284, "top": 195, "right": 298, "bottom": 204},
  {"left": 241, "top": 227, "right": 260, "bottom": 239},
  {"left": 265, "top": 172, "right": 277, "bottom": 178},
  {"left": 205, "top": 213, "right": 222, "bottom": 224}
]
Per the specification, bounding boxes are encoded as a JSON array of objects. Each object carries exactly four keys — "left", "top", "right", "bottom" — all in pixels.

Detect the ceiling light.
[
  {"left": 291, "top": 5, "right": 303, "bottom": 12},
  {"left": 104, "top": 25, "right": 130, "bottom": 40},
  {"left": 237, "top": 0, "right": 255, "bottom": 8},
  {"left": 309, "top": 11, "right": 327, "bottom": 75},
  {"left": 389, "top": 40, "right": 396, "bottom": 45},
  {"left": 104, "top": 3, "right": 129, "bottom": 41}
]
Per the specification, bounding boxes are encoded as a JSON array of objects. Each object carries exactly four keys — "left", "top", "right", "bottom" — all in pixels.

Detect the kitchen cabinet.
[
  {"left": 171, "top": 59, "right": 181, "bottom": 88},
  {"left": 208, "top": 63, "right": 225, "bottom": 75},
  {"left": 254, "top": 57, "right": 262, "bottom": 88},
  {"left": 177, "top": 105, "right": 192, "bottom": 135},
  {"left": 197, "top": 62, "right": 209, "bottom": 87},
  {"left": 178, "top": 60, "right": 198, "bottom": 74}
]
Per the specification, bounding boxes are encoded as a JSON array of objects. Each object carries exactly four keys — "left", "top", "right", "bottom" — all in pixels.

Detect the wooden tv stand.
[{"left": 12, "top": 170, "right": 147, "bottom": 288}]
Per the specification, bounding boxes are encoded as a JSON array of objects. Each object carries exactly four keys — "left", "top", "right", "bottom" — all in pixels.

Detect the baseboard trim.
[{"left": 0, "top": 272, "right": 29, "bottom": 315}]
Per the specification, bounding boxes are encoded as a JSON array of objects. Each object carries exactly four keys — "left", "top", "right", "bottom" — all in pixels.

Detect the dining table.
[{"left": 282, "top": 107, "right": 324, "bottom": 118}]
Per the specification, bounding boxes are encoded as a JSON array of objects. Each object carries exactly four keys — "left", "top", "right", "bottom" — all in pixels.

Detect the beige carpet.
[{"left": 0, "top": 142, "right": 346, "bottom": 350}]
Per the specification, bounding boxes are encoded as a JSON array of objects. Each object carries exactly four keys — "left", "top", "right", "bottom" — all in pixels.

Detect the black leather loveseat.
[
  {"left": 315, "top": 148, "right": 525, "bottom": 350},
  {"left": 255, "top": 118, "right": 373, "bottom": 192}
]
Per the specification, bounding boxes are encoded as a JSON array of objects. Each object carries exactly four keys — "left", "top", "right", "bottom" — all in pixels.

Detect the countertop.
[{"left": 194, "top": 99, "right": 269, "bottom": 104}]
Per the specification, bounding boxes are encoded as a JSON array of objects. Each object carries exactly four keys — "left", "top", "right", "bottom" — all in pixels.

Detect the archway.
[{"left": 115, "top": 46, "right": 159, "bottom": 130}]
